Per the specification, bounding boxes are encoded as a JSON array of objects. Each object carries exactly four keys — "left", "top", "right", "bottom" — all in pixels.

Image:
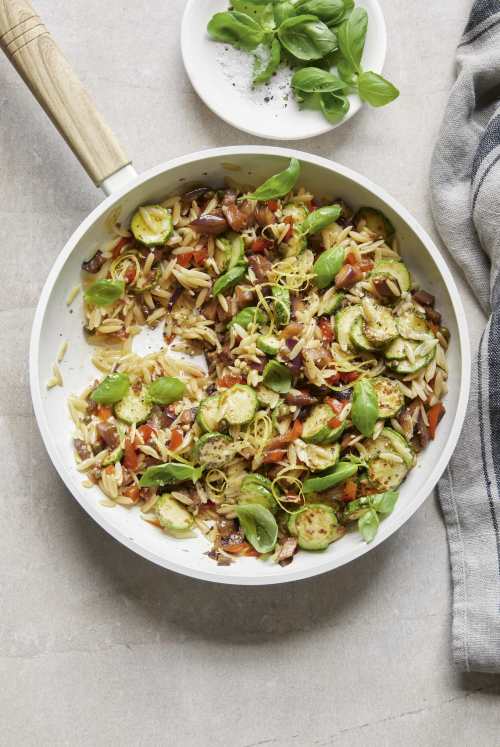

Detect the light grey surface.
[{"left": 0, "top": 1, "right": 498, "bottom": 745}]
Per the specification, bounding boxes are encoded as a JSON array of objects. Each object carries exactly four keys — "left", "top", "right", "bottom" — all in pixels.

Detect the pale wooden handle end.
[{"left": 0, "top": 0, "right": 131, "bottom": 186}]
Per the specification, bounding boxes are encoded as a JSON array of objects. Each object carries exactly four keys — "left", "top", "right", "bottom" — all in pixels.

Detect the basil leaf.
[
  {"left": 351, "top": 378, "right": 379, "bottom": 437},
  {"left": 229, "top": 306, "right": 268, "bottom": 330},
  {"left": 84, "top": 279, "right": 125, "bottom": 307},
  {"left": 246, "top": 157, "right": 301, "bottom": 200},
  {"left": 139, "top": 463, "right": 203, "bottom": 488},
  {"left": 320, "top": 91, "right": 350, "bottom": 123},
  {"left": 90, "top": 373, "right": 130, "bottom": 405},
  {"left": 294, "top": 0, "right": 345, "bottom": 25},
  {"left": 263, "top": 360, "right": 292, "bottom": 393},
  {"left": 278, "top": 15, "right": 337, "bottom": 61},
  {"left": 370, "top": 490, "right": 399, "bottom": 516},
  {"left": 273, "top": 0, "right": 297, "bottom": 26},
  {"left": 234, "top": 504, "right": 278, "bottom": 553},
  {"left": 207, "top": 11, "right": 265, "bottom": 52},
  {"left": 303, "top": 461, "right": 358, "bottom": 494},
  {"left": 148, "top": 376, "right": 186, "bottom": 405},
  {"left": 337, "top": 57, "right": 356, "bottom": 83},
  {"left": 357, "top": 71, "right": 400, "bottom": 107},
  {"left": 337, "top": 6, "right": 367, "bottom": 73},
  {"left": 232, "top": 0, "right": 276, "bottom": 29},
  {"left": 291, "top": 66, "right": 346, "bottom": 93},
  {"left": 253, "top": 38, "right": 281, "bottom": 85},
  {"left": 313, "top": 244, "right": 345, "bottom": 288},
  {"left": 302, "top": 205, "right": 342, "bottom": 235},
  {"left": 358, "top": 508, "right": 379, "bottom": 543}
]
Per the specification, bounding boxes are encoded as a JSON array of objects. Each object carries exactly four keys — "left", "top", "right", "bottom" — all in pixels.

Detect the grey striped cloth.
[{"left": 431, "top": 0, "right": 500, "bottom": 672}]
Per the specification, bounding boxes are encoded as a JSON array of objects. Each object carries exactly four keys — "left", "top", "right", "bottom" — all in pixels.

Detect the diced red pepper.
[
  {"left": 326, "top": 373, "right": 341, "bottom": 385},
  {"left": 177, "top": 252, "right": 192, "bottom": 268},
  {"left": 342, "top": 479, "right": 358, "bottom": 502},
  {"left": 169, "top": 428, "right": 183, "bottom": 451},
  {"left": 359, "top": 259, "right": 374, "bottom": 273},
  {"left": 262, "top": 449, "right": 287, "bottom": 464},
  {"left": 326, "top": 398, "right": 344, "bottom": 415},
  {"left": 97, "top": 405, "right": 112, "bottom": 421},
  {"left": 346, "top": 252, "right": 358, "bottom": 265},
  {"left": 428, "top": 403, "right": 445, "bottom": 439},
  {"left": 290, "top": 418, "right": 303, "bottom": 440},
  {"left": 250, "top": 237, "right": 272, "bottom": 254},
  {"left": 328, "top": 417, "right": 342, "bottom": 429},
  {"left": 340, "top": 371, "right": 360, "bottom": 383},
  {"left": 319, "top": 317, "right": 334, "bottom": 342},
  {"left": 267, "top": 199, "right": 279, "bottom": 211},
  {"left": 124, "top": 266, "right": 136, "bottom": 283},
  {"left": 193, "top": 248, "right": 208, "bottom": 266},
  {"left": 123, "top": 439, "right": 139, "bottom": 471},
  {"left": 217, "top": 375, "right": 243, "bottom": 388},
  {"left": 137, "top": 424, "right": 155, "bottom": 444},
  {"left": 122, "top": 485, "right": 140, "bottom": 503}
]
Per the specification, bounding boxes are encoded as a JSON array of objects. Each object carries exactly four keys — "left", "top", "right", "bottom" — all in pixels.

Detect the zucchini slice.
[
  {"left": 319, "top": 288, "right": 344, "bottom": 316},
  {"left": 302, "top": 404, "right": 346, "bottom": 445},
  {"left": 282, "top": 231, "right": 307, "bottom": 257},
  {"left": 194, "top": 432, "right": 233, "bottom": 467},
  {"left": 295, "top": 440, "right": 340, "bottom": 472},
  {"left": 220, "top": 384, "right": 258, "bottom": 425},
  {"left": 336, "top": 306, "right": 362, "bottom": 352},
  {"left": 288, "top": 504, "right": 345, "bottom": 550},
  {"left": 350, "top": 316, "right": 377, "bottom": 352},
  {"left": 353, "top": 207, "right": 395, "bottom": 241},
  {"left": 257, "top": 335, "right": 281, "bottom": 356},
  {"left": 389, "top": 347, "right": 435, "bottom": 375},
  {"left": 196, "top": 394, "right": 222, "bottom": 432},
  {"left": 381, "top": 428, "right": 414, "bottom": 467},
  {"left": 256, "top": 385, "right": 282, "bottom": 409},
  {"left": 397, "top": 310, "right": 431, "bottom": 341},
  {"left": 384, "top": 337, "right": 406, "bottom": 360},
  {"left": 227, "top": 233, "right": 245, "bottom": 270},
  {"left": 271, "top": 285, "right": 291, "bottom": 326},
  {"left": 371, "top": 260, "right": 411, "bottom": 294},
  {"left": 131, "top": 205, "right": 173, "bottom": 246},
  {"left": 240, "top": 473, "right": 277, "bottom": 514},
  {"left": 368, "top": 456, "right": 408, "bottom": 492},
  {"left": 102, "top": 447, "right": 124, "bottom": 467},
  {"left": 114, "top": 386, "right": 152, "bottom": 424},
  {"left": 372, "top": 378, "right": 404, "bottom": 418},
  {"left": 155, "top": 494, "right": 194, "bottom": 531},
  {"left": 362, "top": 299, "right": 398, "bottom": 346}
]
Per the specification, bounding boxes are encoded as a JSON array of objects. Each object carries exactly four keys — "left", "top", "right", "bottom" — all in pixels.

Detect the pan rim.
[{"left": 29, "top": 145, "right": 471, "bottom": 585}]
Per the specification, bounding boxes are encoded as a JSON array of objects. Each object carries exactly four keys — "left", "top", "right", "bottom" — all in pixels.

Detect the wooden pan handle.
[{"left": 0, "top": 0, "right": 131, "bottom": 186}]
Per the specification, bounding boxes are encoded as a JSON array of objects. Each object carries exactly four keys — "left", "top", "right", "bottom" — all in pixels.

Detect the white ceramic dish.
[
  {"left": 181, "top": 0, "right": 387, "bottom": 140},
  {"left": 30, "top": 145, "right": 471, "bottom": 586}
]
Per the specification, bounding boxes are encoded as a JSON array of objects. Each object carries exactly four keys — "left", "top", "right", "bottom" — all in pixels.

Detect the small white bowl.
[{"left": 181, "top": 0, "right": 387, "bottom": 140}]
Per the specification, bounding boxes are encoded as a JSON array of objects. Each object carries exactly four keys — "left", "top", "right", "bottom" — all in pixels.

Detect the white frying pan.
[{"left": 1, "top": 0, "right": 470, "bottom": 585}]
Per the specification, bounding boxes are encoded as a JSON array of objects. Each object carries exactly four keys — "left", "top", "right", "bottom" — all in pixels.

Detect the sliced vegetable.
[
  {"left": 313, "top": 245, "right": 345, "bottom": 289},
  {"left": 240, "top": 473, "right": 277, "bottom": 513},
  {"left": 114, "top": 386, "right": 152, "bottom": 425},
  {"left": 139, "top": 462, "right": 203, "bottom": 488},
  {"left": 102, "top": 446, "right": 124, "bottom": 467},
  {"left": 353, "top": 207, "right": 395, "bottom": 241},
  {"left": 148, "top": 376, "right": 186, "bottom": 405},
  {"left": 220, "top": 384, "right": 258, "bottom": 425},
  {"left": 271, "top": 285, "right": 291, "bottom": 326},
  {"left": 263, "top": 360, "right": 293, "bottom": 394},
  {"left": 302, "top": 404, "right": 346, "bottom": 444},
  {"left": 362, "top": 298, "right": 398, "bottom": 346},
  {"left": 295, "top": 440, "right": 340, "bottom": 471},
  {"left": 227, "top": 232, "right": 246, "bottom": 270},
  {"left": 234, "top": 504, "right": 278, "bottom": 553},
  {"left": 397, "top": 310, "right": 431, "bottom": 341},
  {"left": 288, "top": 503, "right": 345, "bottom": 549},
  {"left": 384, "top": 337, "right": 406, "bottom": 360},
  {"left": 194, "top": 432, "right": 233, "bottom": 467},
  {"left": 372, "top": 378, "right": 404, "bottom": 418},
  {"left": 282, "top": 203, "right": 309, "bottom": 223},
  {"left": 381, "top": 427, "right": 414, "bottom": 467},
  {"left": 91, "top": 373, "right": 130, "bottom": 405},
  {"left": 371, "top": 259, "right": 410, "bottom": 294},
  {"left": 256, "top": 384, "right": 281, "bottom": 409},
  {"left": 318, "top": 288, "right": 344, "bottom": 315},
  {"left": 84, "top": 279, "right": 125, "bottom": 307},
  {"left": 197, "top": 394, "right": 222, "bottom": 432},
  {"left": 428, "top": 402, "right": 445, "bottom": 440},
  {"left": 335, "top": 305, "right": 361, "bottom": 351},
  {"left": 257, "top": 335, "right": 281, "bottom": 356},
  {"left": 155, "top": 494, "right": 194, "bottom": 531},
  {"left": 350, "top": 315, "right": 376, "bottom": 352},
  {"left": 230, "top": 306, "right": 267, "bottom": 330},
  {"left": 130, "top": 205, "right": 173, "bottom": 246}
]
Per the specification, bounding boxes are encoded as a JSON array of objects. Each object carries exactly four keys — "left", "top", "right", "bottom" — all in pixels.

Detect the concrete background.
[{"left": 1, "top": 1, "right": 499, "bottom": 745}]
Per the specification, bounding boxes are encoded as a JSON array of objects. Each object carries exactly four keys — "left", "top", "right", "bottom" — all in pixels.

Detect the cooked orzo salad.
[{"left": 69, "top": 158, "right": 449, "bottom": 566}]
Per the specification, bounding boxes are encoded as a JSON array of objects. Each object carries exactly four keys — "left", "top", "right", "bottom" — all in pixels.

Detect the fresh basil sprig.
[
  {"left": 246, "top": 157, "right": 301, "bottom": 200},
  {"left": 358, "top": 508, "right": 379, "bottom": 543},
  {"left": 337, "top": 6, "right": 367, "bottom": 73},
  {"left": 139, "top": 462, "right": 203, "bottom": 488},
  {"left": 253, "top": 37, "right": 281, "bottom": 85},
  {"left": 295, "top": 0, "right": 347, "bottom": 25},
  {"left": 357, "top": 71, "right": 400, "bottom": 107},
  {"left": 351, "top": 378, "right": 379, "bottom": 437},
  {"left": 291, "top": 66, "right": 346, "bottom": 93}
]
